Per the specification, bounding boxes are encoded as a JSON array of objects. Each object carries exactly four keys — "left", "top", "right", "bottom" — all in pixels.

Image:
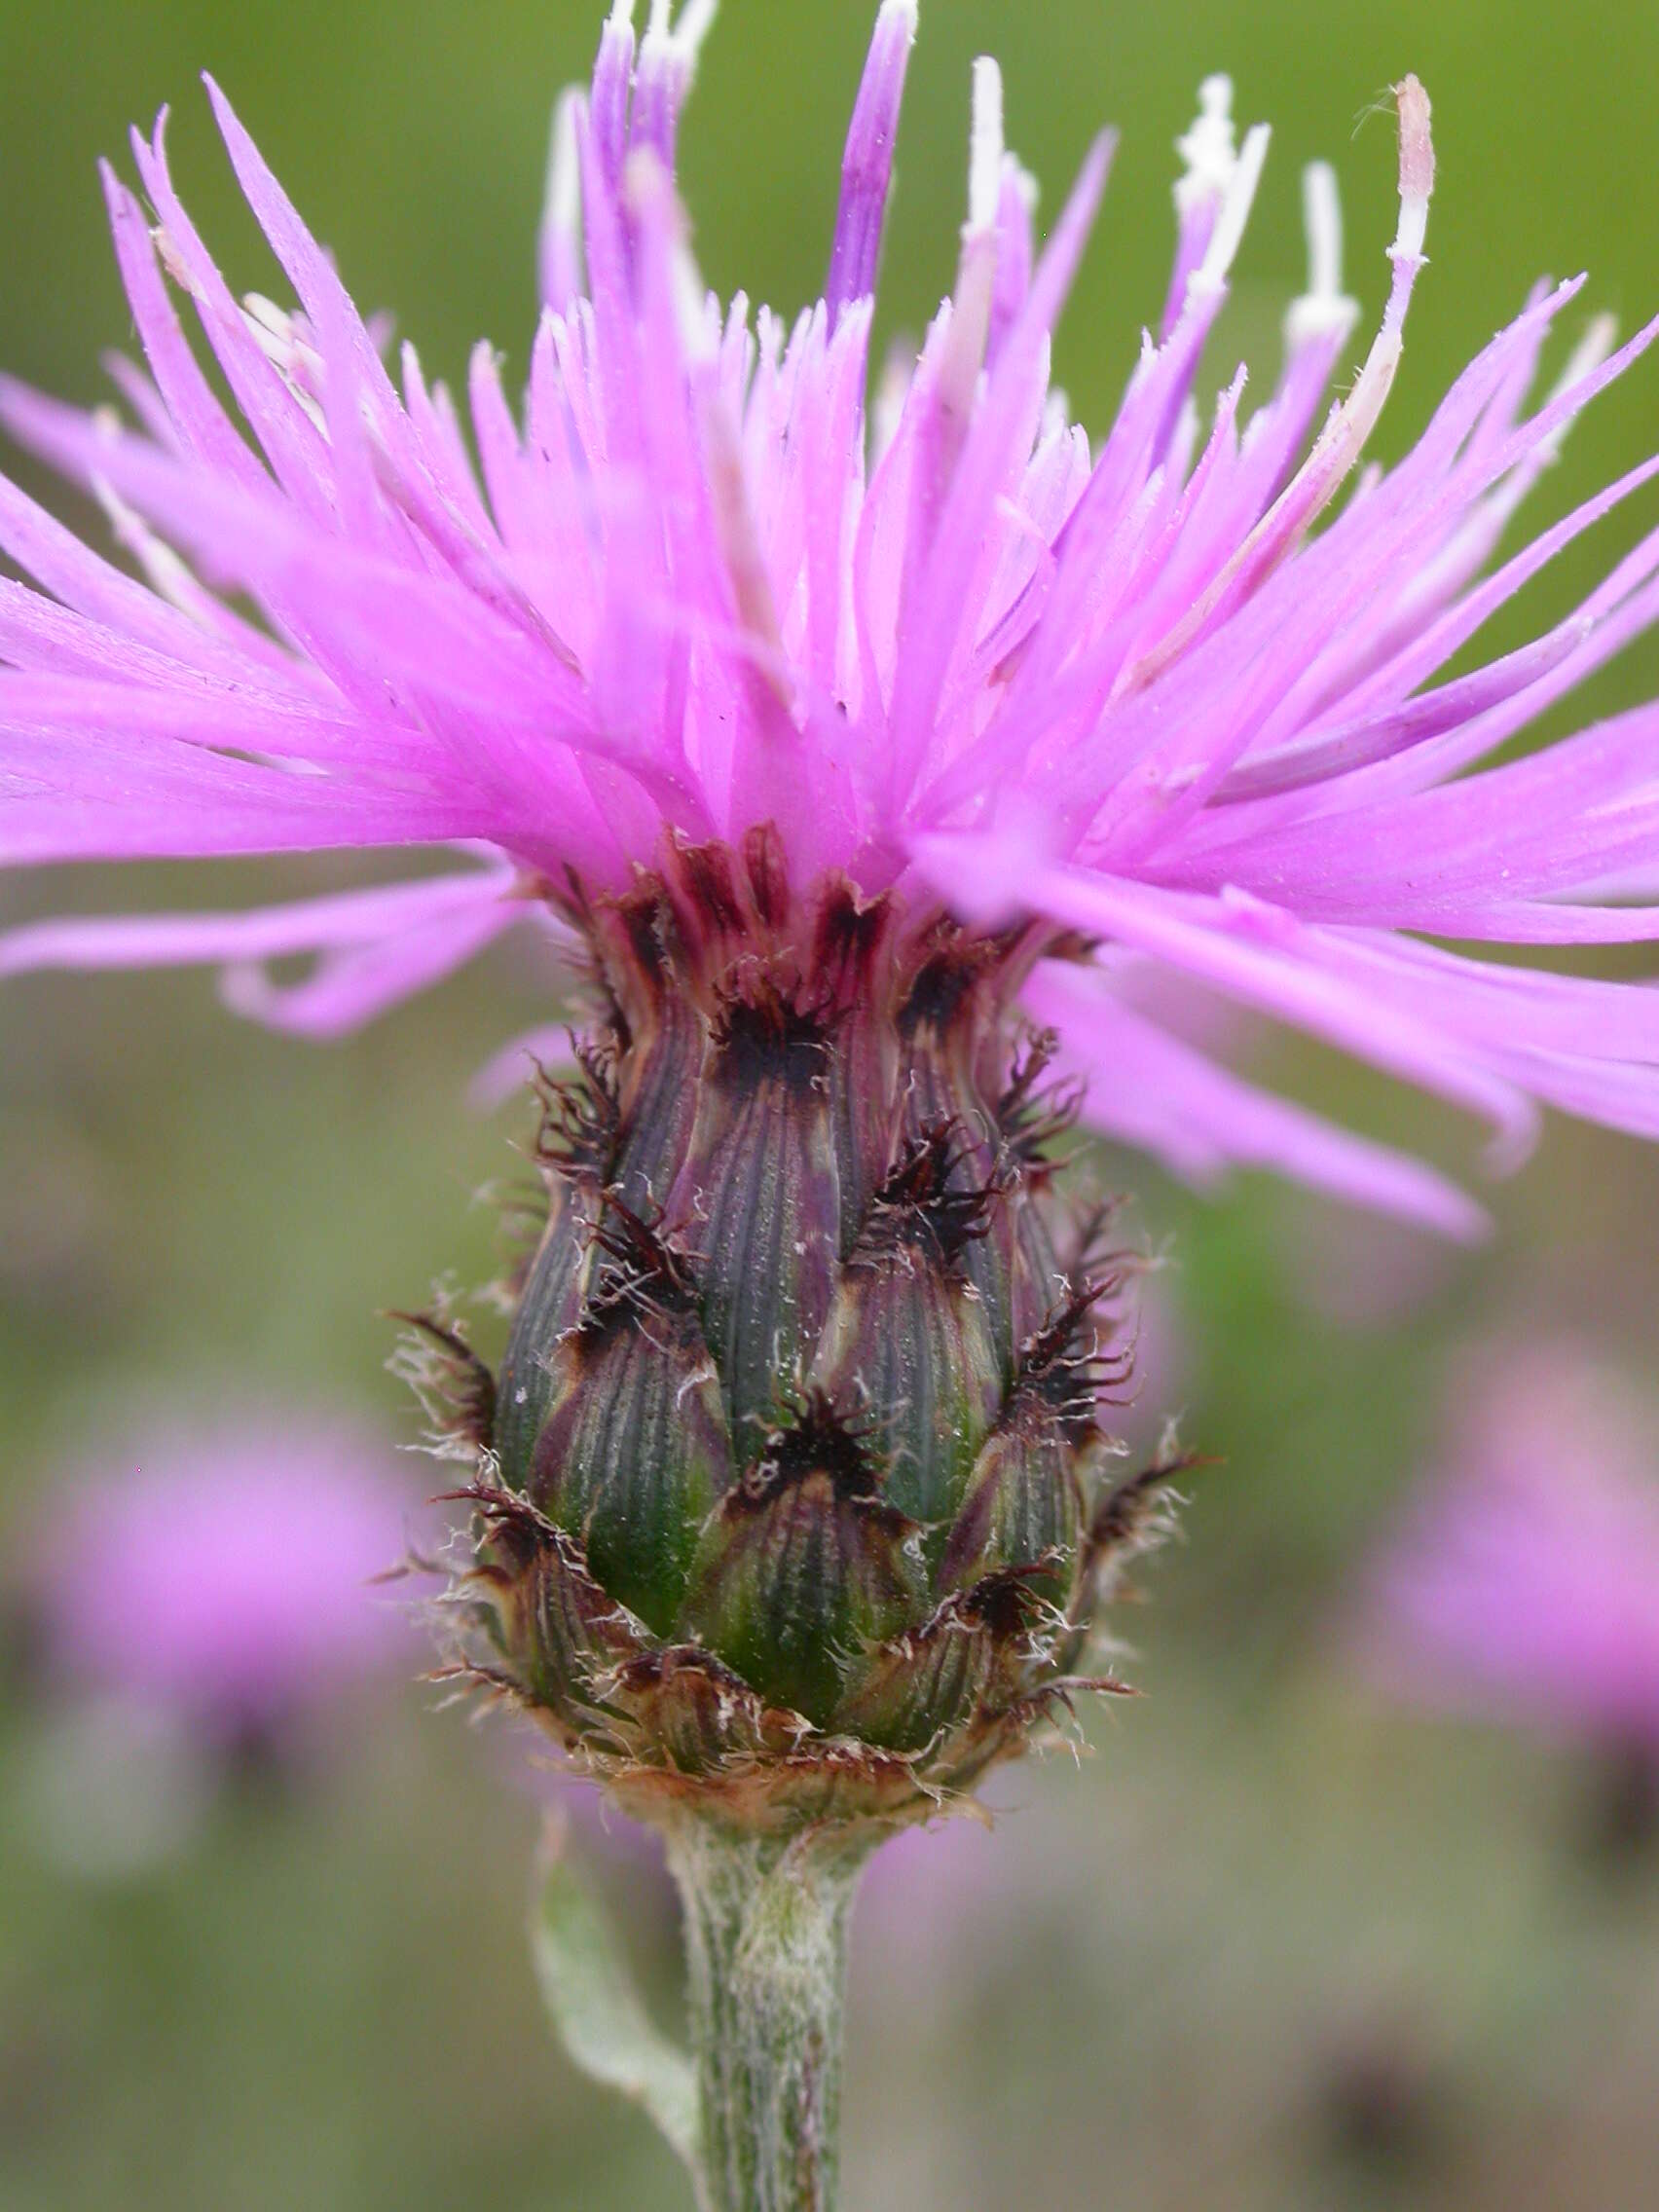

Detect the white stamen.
[
  {"left": 90, "top": 463, "right": 213, "bottom": 623},
  {"left": 704, "top": 376, "right": 788, "bottom": 684},
  {"left": 1284, "top": 162, "right": 1357, "bottom": 347},
  {"left": 627, "top": 149, "right": 715, "bottom": 368},
  {"left": 871, "top": 340, "right": 914, "bottom": 468},
  {"left": 1521, "top": 312, "right": 1619, "bottom": 472},
  {"left": 1191, "top": 120, "right": 1270, "bottom": 294},
  {"left": 933, "top": 55, "right": 1002, "bottom": 440},
  {"left": 642, "top": 0, "right": 718, "bottom": 65},
  {"left": 544, "top": 89, "right": 581, "bottom": 246},
  {"left": 1392, "top": 75, "right": 1434, "bottom": 264},
  {"left": 1559, "top": 310, "right": 1620, "bottom": 390},
  {"left": 241, "top": 291, "right": 293, "bottom": 348},
  {"left": 240, "top": 292, "right": 327, "bottom": 422},
  {"left": 968, "top": 56, "right": 1004, "bottom": 237},
  {"left": 1304, "top": 162, "right": 1342, "bottom": 301},
  {"left": 1167, "top": 393, "right": 1200, "bottom": 472},
  {"left": 1549, "top": 312, "right": 1619, "bottom": 419},
  {"left": 1006, "top": 153, "right": 1039, "bottom": 217},
  {"left": 1124, "top": 90, "right": 1436, "bottom": 693},
  {"left": 1174, "top": 74, "right": 1235, "bottom": 212},
  {"left": 670, "top": 245, "right": 717, "bottom": 366},
  {"left": 671, "top": 0, "right": 719, "bottom": 63},
  {"left": 1298, "top": 86, "right": 1438, "bottom": 495},
  {"left": 152, "top": 225, "right": 200, "bottom": 301}
]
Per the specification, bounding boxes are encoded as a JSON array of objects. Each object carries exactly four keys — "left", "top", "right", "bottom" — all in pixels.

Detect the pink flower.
[
  {"left": 5, "top": 2, "right": 1659, "bottom": 1234},
  {"left": 25, "top": 1409, "right": 417, "bottom": 1743},
  {"left": 1359, "top": 1346, "right": 1659, "bottom": 1754}
]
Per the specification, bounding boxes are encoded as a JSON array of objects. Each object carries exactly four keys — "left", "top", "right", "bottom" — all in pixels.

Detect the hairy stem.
[{"left": 665, "top": 1822, "right": 877, "bottom": 2212}]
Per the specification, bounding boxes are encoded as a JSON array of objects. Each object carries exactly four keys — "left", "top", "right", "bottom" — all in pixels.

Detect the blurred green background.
[{"left": 3, "top": 1, "right": 1659, "bottom": 2206}]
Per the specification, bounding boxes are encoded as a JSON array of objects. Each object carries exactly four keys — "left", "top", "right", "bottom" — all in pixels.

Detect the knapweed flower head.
[
  {"left": 6, "top": 0, "right": 1659, "bottom": 1827},
  {"left": 7, "top": 0, "right": 1659, "bottom": 1231},
  {"left": 23, "top": 1409, "right": 414, "bottom": 1747},
  {"left": 1359, "top": 1344, "right": 1659, "bottom": 1759}
]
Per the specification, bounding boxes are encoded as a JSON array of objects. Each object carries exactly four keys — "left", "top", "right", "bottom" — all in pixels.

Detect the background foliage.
[{"left": 3, "top": 2, "right": 1657, "bottom": 2205}]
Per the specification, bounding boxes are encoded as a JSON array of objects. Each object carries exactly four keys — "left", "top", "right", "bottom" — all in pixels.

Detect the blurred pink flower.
[
  {"left": 28, "top": 1409, "right": 418, "bottom": 1746},
  {"left": 1359, "top": 1346, "right": 1659, "bottom": 1753},
  {"left": 1278, "top": 1202, "right": 1457, "bottom": 1331}
]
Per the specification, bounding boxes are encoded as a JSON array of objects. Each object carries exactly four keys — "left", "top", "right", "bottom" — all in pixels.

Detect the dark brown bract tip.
[
  {"left": 1014, "top": 1281, "right": 1132, "bottom": 1442},
  {"left": 388, "top": 1309, "right": 498, "bottom": 1454},
  {"left": 750, "top": 1385, "right": 884, "bottom": 1506},
  {"left": 996, "top": 1027, "right": 1085, "bottom": 1180},
  {"left": 861, "top": 1120, "right": 1002, "bottom": 1268},
  {"left": 531, "top": 1037, "right": 620, "bottom": 1181},
  {"left": 711, "top": 973, "right": 831, "bottom": 1085},
  {"left": 584, "top": 1199, "right": 700, "bottom": 1324}
]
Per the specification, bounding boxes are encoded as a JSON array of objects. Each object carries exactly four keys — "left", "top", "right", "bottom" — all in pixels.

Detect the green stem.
[{"left": 665, "top": 1823, "right": 877, "bottom": 2212}]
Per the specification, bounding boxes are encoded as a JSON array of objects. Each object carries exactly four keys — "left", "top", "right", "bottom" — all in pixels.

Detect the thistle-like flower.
[
  {"left": 7, "top": 5, "right": 1659, "bottom": 1239},
  {"left": 9, "top": 4, "right": 1659, "bottom": 2195},
  {"left": 5, "top": 0, "right": 1659, "bottom": 1835}
]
